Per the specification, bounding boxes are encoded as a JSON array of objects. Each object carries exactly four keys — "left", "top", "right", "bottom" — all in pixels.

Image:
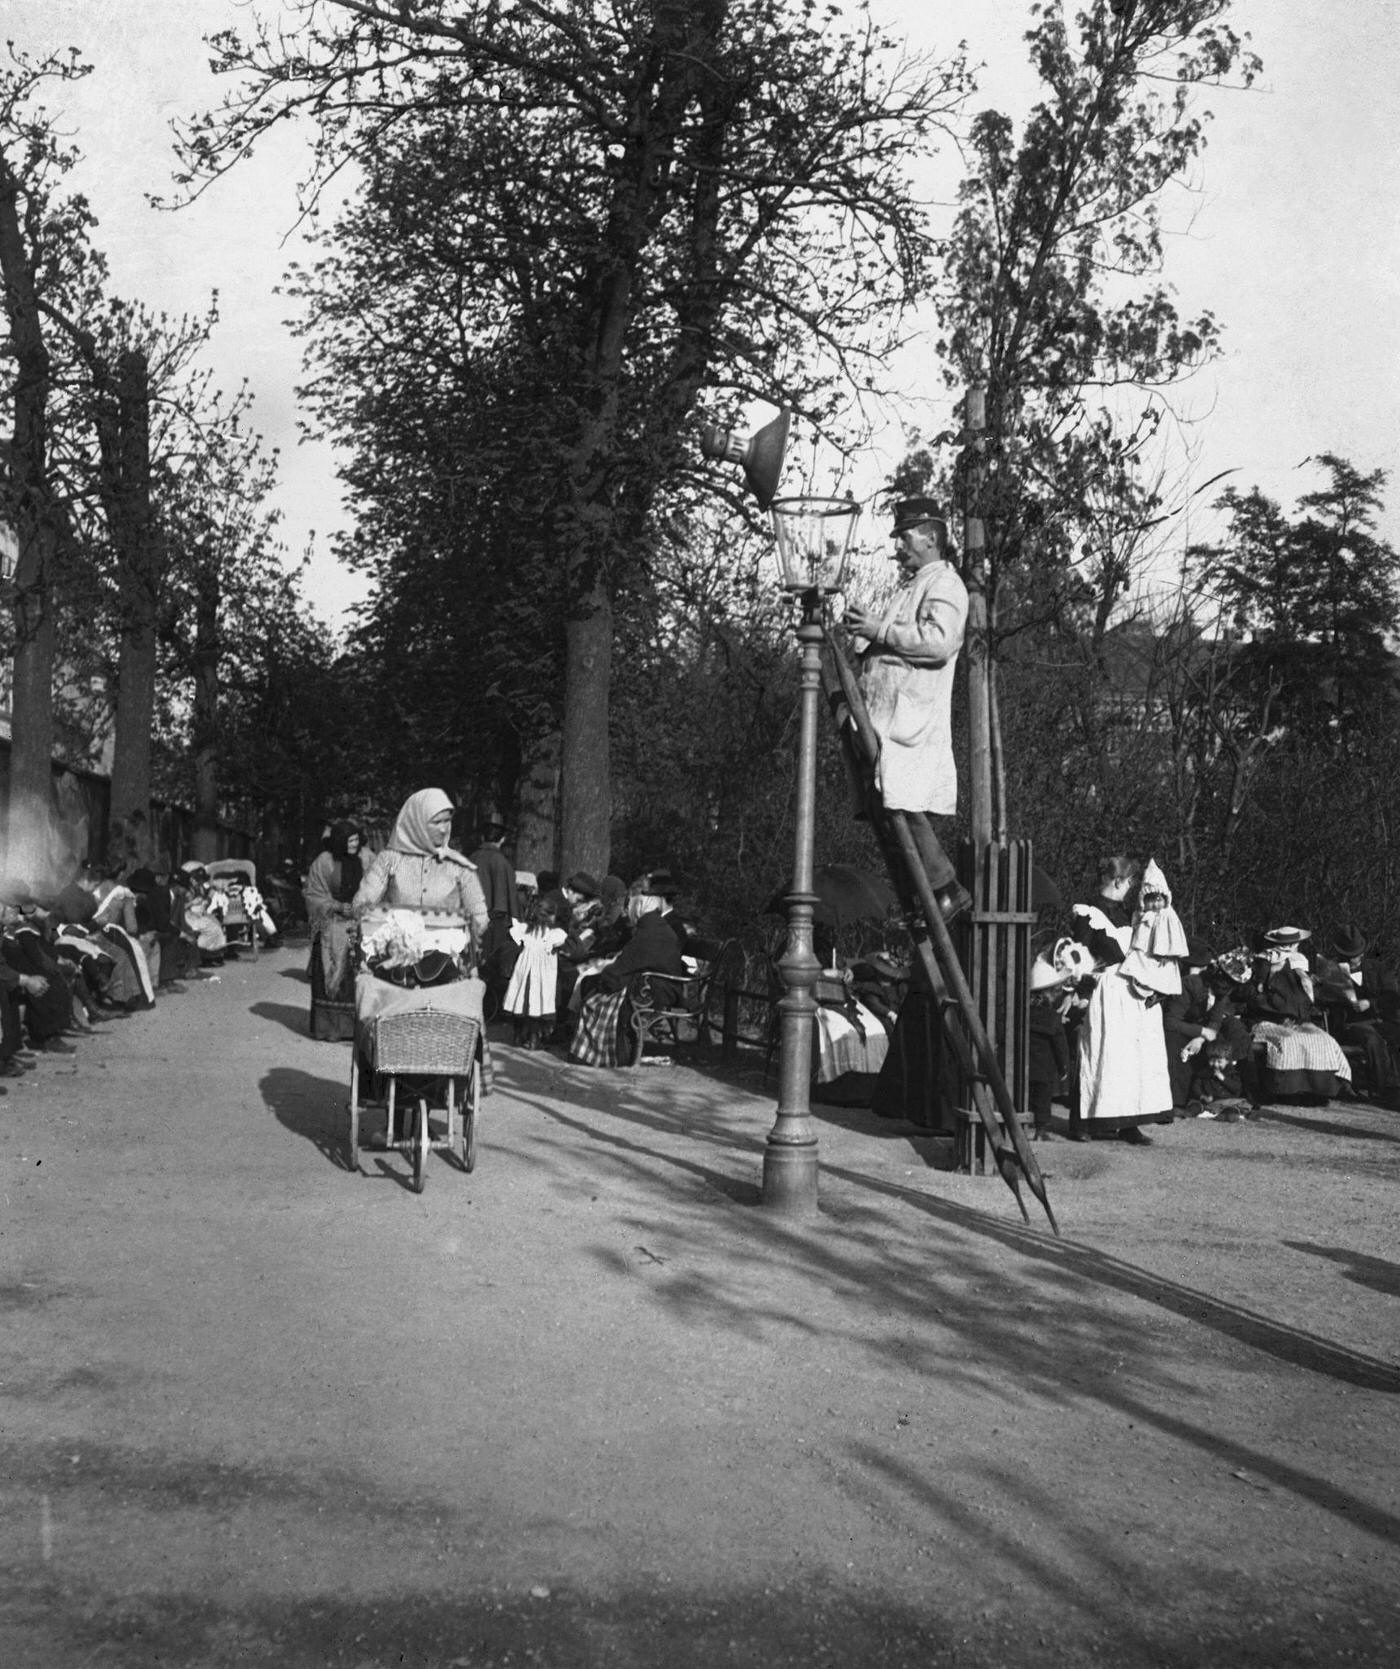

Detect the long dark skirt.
[
  {"left": 870, "top": 987, "right": 955, "bottom": 1131},
  {"left": 569, "top": 989, "right": 633, "bottom": 1067},
  {"left": 310, "top": 925, "right": 357, "bottom": 1041}
]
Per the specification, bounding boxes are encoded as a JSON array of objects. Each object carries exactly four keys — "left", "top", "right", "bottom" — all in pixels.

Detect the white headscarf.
[{"left": 388, "top": 788, "right": 471, "bottom": 868}]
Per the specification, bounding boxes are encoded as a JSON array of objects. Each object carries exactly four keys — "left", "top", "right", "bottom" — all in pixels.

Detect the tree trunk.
[
  {"left": 0, "top": 165, "right": 58, "bottom": 886},
  {"left": 962, "top": 388, "right": 994, "bottom": 846},
  {"left": 106, "top": 350, "right": 158, "bottom": 869},
  {"left": 190, "top": 559, "right": 221, "bottom": 861},
  {"left": 559, "top": 583, "right": 613, "bottom": 878},
  {"left": 515, "top": 729, "right": 560, "bottom": 877},
  {"left": 6, "top": 544, "right": 57, "bottom": 885}
]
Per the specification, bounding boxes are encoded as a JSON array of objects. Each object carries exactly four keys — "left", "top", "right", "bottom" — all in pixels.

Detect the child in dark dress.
[
  {"left": 1028, "top": 949, "right": 1074, "bottom": 1141},
  {"left": 1192, "top": 1040, "right": 1253, "bottom": 1119}
]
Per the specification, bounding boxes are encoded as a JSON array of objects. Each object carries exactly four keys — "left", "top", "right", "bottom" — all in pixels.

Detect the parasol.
[{"left": 766, "top": 863, "right": 898, "bottom": 929}]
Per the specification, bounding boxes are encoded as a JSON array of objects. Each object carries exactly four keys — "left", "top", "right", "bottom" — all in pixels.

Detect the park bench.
[{"left": 625, "top": 939, "right": 735, "bottom": 1067}]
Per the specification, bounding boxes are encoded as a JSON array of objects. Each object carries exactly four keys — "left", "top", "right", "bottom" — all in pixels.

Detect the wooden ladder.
[{"left": 821, "top": 623, "right": 1058, "bottom": 1234}]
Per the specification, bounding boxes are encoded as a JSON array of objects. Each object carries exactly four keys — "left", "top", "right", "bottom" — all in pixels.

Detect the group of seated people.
[
  {"left": 1030, "top": 866, "right": 1398, "bottom": 1141},
  {"left": 1163, "top": 922, "right": 1400, "bottom": 1113},
  {"left": 0, "top": 855, "right": 262, "bottom": 1084},
  {"left": 492, "top": 867, "right": 697, "bottom": 1055}
]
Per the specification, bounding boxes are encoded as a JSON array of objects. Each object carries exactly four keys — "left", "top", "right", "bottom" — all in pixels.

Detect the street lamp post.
[{"left": 763, "top": 497, "right": 860, "bottom": 1214}]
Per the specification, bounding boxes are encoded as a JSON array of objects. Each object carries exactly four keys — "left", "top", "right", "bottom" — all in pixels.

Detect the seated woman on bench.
[{"left": 569, "top": 889, "right": 687, "bottom": 1066}]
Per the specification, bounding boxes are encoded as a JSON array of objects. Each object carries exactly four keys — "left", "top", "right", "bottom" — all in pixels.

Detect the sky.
[{"left": 4, "top": 0, "right": 1398, "bottom": 626}]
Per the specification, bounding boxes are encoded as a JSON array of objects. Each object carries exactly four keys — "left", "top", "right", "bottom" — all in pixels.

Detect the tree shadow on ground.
[
  {"left": 1253, "top": 1105, "right": 1400, "bottom": 1143},
  {"left": 1283, "top": 1241, "right": 1400, "bottom": 1297},
  {"left": 513, "top": 1072, "right": 1400, "bottom": 1389},
  {"left": 16, "top": 1545, "right": 1369, "bottom": 1669},
  {"left": 4, "top": 1423, "right": 1395, "bottom": 1669},
  {"left": 620, "top": 1090, "right": 1400, "bottom": 1527},
  {"left": 511, "top": 1078, "right": 1400, "bottom": 1557}
]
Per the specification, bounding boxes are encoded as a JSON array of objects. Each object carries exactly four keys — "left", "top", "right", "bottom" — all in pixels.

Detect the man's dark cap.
[{"left": 892, "top": 497, "right": 949, "bottom": 536}]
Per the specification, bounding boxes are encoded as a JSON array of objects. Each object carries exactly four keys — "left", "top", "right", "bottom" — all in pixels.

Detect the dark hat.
[
  {"left": 1184, "top": 937, "right": 1214, "bottom": 969},
  {"left": 563, "top": 870, "right": 600, "bottom": 900},
  {"left": 892, "top": 497, "right": 949, "bottom": 536},
  {"left": 1332, "top": 925, "right": 1368, "bottom": 961},
  {"left": 479, "top": 806, "right": 507, "bottom": 833},
  {"left": 640, "top": 867, "right": 679, "bottom": 899}
]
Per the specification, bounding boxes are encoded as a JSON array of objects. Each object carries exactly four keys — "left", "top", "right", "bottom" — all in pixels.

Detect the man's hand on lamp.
[{"left": 843, "top": 606, "right": 882, "bottom": 643}]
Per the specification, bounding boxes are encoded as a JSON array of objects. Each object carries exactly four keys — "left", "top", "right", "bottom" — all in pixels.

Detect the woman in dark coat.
[
  {"left": 0, "top": 902, "right": 78, "bottom": 1051},
  {"left": 305, "top": 822, "right": 364, "bottom": 1040},
  {"left": 129, "top": 867, "right": 196, "bottom": 988},
  {"left": 1246, "top": 926, "right": 1352, "bottom": 1102},
  {"left": 569, "top": 892, "right": 687, "bottom": 1067}
]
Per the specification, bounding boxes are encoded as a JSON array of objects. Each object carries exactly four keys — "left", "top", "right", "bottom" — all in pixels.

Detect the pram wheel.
[
  {"left": 411, "top": 1097, "right": 430, "bottom": 1193},
  {"left": 349, "top": 996, "right": 484, "bottom": 1193},
  {"left": 347, "top": 1055, "right": 362, "bottom": 1172},
  {"left": 459, "top": 1056, "right": 482, "bottom": 1172}
]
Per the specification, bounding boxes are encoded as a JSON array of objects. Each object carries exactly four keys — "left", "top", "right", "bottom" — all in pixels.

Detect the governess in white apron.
[{"left": 1072, "top": 857, "right": 1183, "bottom": 1145}]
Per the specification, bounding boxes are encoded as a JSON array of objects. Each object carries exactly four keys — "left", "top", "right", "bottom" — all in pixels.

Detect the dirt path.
[{"left": 2, "top": 942, "right": 1398, "bottom": 1667}]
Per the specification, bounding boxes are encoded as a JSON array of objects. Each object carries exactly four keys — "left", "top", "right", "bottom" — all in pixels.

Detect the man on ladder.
[
  {"left": 834, "top": 501, "right": 1057, "bottom": 1228},
  {"left": 844, "top": 497, "right": 972, "bottom": 926}
]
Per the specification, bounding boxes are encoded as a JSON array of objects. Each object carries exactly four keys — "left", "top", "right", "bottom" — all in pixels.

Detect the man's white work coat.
[{"left": 858, "top": 559, "right": 968, "bottom": 816}]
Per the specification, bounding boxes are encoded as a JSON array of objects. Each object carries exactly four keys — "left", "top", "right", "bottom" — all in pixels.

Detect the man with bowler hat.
[{"left": 844, "top": 497, "right": 971, "bottom": 921}]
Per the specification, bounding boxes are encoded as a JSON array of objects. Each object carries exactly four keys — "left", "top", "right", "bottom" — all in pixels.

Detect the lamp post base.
[{"left": 762, "top": 1138, "right": 819, "bottom": 1214}]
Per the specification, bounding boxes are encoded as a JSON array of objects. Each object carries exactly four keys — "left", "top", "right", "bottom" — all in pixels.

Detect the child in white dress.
[{"left": 503, "top": 895, "right": 567, "bottom": 1048}]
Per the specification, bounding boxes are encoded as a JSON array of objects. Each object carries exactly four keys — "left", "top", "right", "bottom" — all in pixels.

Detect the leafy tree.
[
  {"left": 917, "top": 0, "right": 1259, "bottom": 836},
  {"left": 46, "top": 298, "right": 229, "bottom": 864},
  {"left": 174, "top": 0, "right": 969, "bottom": 874},
  {"left": 0, "top": 44, "right": 107, "bottom": 879},
  {"left": 147, "top": 399, "right": 340, "bottom": 859},
  {"left": 1189, "top": 455, "right": 1400, "bottom": 742}
]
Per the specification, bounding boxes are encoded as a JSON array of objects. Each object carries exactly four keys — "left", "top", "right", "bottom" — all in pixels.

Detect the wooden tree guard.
[{"left": 956, "top": 838, "right": 1038, "bottom": 1169}]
